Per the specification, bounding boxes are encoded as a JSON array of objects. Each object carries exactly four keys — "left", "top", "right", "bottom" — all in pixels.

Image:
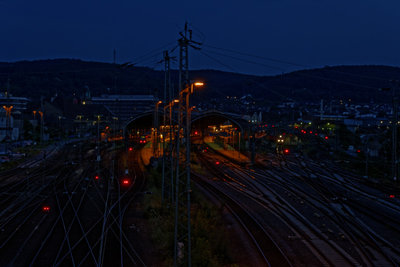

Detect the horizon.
[{"left": 1, "top": 58, "right": 400, "bottom": 78}]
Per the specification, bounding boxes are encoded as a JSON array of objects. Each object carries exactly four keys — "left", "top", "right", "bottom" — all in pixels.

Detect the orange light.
[
  {"left": 173, "top": 99, "right": 179, "bottom": 103},
  {"left": 194, "top": 82, "right": 204, "bottom": 87}
]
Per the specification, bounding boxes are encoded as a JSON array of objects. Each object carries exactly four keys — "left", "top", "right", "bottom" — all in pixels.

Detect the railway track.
[
  {"left": 196, "top": 147, "right": 400, "bottom": 266},
  {"left": 0, "top": 142, "right": 148, "bottom": 266}
]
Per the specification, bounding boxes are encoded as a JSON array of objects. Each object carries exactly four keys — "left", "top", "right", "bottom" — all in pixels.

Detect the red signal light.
[
  {"left": 129, "top": 147, "right": 133, "bottom": 151},
  {"left": 95, "top": 175, "right": 100, "bottom": 180},
  {"left": 194, "top": 131, "right": 198, "bottom": 135},
  {"left": 309, "top": 131, "right": 312, "bottom": 134},
  {"left": 324, "top": 136, "right": 329, "bottom": 140},
  {"left": 284, "top": 149, "right": 290, "bottom": 154},
  {"left": 272, "top": 125, "right": 275, "bottom": 128},
  {"left": 122, "top": 178, "right": 130, "bottom": 186},
  {"left": 357, "top": 149, "right": 361, "bottom": 153},
  {"left": 215, "top": 161, "right": 220, "bottom": 165},
  {"left": 389, "top": 194, "right": 395, "bottom": 198},
  {"left": 42, "top": 206, "right": 51, "bottom": 212}
]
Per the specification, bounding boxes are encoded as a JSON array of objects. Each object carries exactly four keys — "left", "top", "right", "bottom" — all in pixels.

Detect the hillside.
[{"left": 0, "top": 59, "right": 399, "bottom": 104}]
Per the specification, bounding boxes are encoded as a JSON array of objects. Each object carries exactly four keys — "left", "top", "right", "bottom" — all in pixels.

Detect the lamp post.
[
  {"left": 174, "top": 80, "right": 203, "bottom": 267},
  {"left": 154, "top": 100, "right": 162, "bottom": 157},
  {"left": 38, "top": 111, "right": 44, "bottom": 143}
]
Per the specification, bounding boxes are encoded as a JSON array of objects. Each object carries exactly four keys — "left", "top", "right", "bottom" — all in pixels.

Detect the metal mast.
[
  {"left": 174, "top": 22, "right": 201, "bottom": 267},
  {"left": 161, "top": 50, "right": 175, "bottom": 203},
  {"left": 392, "top": 80, "right": 399, "bottom": 182}
]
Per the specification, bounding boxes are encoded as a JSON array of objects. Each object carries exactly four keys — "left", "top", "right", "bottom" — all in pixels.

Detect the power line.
[
  {"left": 203, "top": 43, "right": 392, "bottom": 82},
  {"left": 203, "top": 49, "right": 286, "bottom": 72},
  {"left": 195, "top": 50, "right": 288, "bottom": 100},
  {"left": 202, "top": 48, "right": 380, "bottom": 91},
  {"left": 197, "top": 50, "right": 237, "bottom": 72}
]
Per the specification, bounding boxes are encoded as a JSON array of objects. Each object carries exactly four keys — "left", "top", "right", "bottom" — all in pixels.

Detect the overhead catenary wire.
[
  {"left": 194, "top": 49, "right": 289, "bottom": 100},
  {"left": 203, "top": 49, "right": 286, "bottom": 72},
  {"left": 201, "top": 47, "right": 381, "bottom": 92},
  {"left": 203, "top": 44, "right": 392, "bottom": 82}
]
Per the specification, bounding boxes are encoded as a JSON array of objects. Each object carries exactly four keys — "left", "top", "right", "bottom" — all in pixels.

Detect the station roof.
[{"left": 91, "top": 95, "right": 156, "bottom": 101}]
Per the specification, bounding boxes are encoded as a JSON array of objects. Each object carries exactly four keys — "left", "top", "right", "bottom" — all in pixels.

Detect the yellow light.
[
  {"left": 173, "top": 99, "right": 179, "bottom": 103},
  {"left": 82, "top": 101, "right": 86, "bottom": 105},
  {"left": 157, "top": 100, "right": 162, "bottom": 104},
  {"left": 194, "top": 82, "right": 204, "bottom": 87}
]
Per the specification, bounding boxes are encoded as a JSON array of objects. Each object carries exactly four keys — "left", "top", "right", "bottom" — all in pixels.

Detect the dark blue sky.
[{"left": 1, "top": 0, "right": 399, "bottom": 75}]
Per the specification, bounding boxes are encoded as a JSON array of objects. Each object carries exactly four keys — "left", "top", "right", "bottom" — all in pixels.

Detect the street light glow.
[{"left": 194, "top": 82, "right": 204, "bottom": 87}]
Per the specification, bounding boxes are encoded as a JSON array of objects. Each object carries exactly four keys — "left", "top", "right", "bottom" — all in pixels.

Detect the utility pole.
[
  {"left": 161, "top": 50, "right": 176, "bottom": 203},
  {"left": 392, "top": 81, "right": 399, "bottom": 182},
  {"left": 3, "top": 79, "right": 13, "bottom": 151},
  {"left": 96, "top": 115, "right": 101, "bottom": 176},
  {"left": 40, "top": 96, "right": 44, "bottom": 143},
  {"left": 113, "top": 49, "right": 117, "bottom": 92},
  {"left": 174, "top": 22, "right": 201, "bottom": 267}
]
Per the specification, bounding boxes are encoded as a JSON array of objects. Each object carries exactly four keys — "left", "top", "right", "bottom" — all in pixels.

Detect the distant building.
[
  {"left": 90, "top": 94, "right": 157, "bottom": 122},
  {"left": 0, "top": 93, "right": 30, "bottom": 141}
]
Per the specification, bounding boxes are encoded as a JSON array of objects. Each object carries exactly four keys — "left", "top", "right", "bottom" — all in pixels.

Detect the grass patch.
[{"left": 143, "top": 167, "right": 233, "bottom": 266}]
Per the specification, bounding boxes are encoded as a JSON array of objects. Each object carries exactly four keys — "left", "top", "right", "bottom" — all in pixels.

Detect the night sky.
[{"left": 1, "top": 0, "right": 399, "bottom": 75}]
